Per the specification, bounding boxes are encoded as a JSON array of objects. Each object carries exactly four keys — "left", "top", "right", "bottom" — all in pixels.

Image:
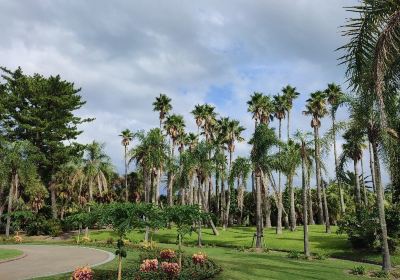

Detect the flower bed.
[{"left": 94, "top": 247, "right": 221, "bottom": 280}]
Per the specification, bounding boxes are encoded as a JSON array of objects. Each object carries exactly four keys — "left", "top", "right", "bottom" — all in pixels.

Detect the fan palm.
[
  {"left": 282, "top": 85, "right": 300, "bottom": 140},
  {"left": 220, "top": 118, "right": 245, "bottom": 229},
  {"left": 152, "top": 93, "right": 172, "bottom": 129},
  {"left": 119, "top": 129, "right": 133, "bottom": 201},
  {"left": 293, "top": 130, "right": 314, "bottom": 257},
  {"left": 325, "top": 83, "right": 346, "bottom": 213},
  {"left": 303, "top": 90, "right": 328, "bottom": 225},
  {"left": 278, "top": 140, "right": 301, "bottom": 231}
]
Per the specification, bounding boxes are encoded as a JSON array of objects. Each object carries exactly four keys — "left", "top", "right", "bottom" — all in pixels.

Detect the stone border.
[{"left": 0, "top": 252, "right": 27, "bottom": 264}]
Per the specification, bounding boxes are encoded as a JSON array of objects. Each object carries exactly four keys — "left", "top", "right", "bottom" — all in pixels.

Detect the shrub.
[
  {"left": 372, "top": 270, "right": 389, "bottom": 278},
  {"left": 82, "top": 236, "right": 91, "bottom": 243},
  {"left": 139, "top": 259, "right": 159, "bottom": 272},
  {"left": 192, "top": 252, "right": 207, "bottom": 265},
  {"left": 106, "top": 237, "right": 114, "bottom": 245},
  {"left": 161, "top": 262, "right": 180, "bottom": 277},
  {"left": 314, "top": 252, "right": 327, "bottom": 260},
  {"left": 160, "top": 249, "right": 176, "bottom": 260},
  {"left": 350, "top": 265, "right": 366, "bottom": 275},
  {"left": 337, "top": 209, "right": 378, "bottom": 250},
  {"left": 13, "top": 235, "right": 23, "bottom": 243},
  {"left": 287, "top": 250, "right": 301, "bottom": 259},
  {"left": 44, "top": 219, "right": 62, "bottom": 237},
  {"left": 71, "top": 266, "right": 94, "bottom": 280}
]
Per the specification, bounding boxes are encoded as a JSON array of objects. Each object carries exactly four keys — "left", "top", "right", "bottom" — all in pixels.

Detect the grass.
[
  {"left": 36, "top": 244, "right": 379, "bottom": 280},
  {"left": 0, "top": 248, "right": 23, "bottom": 261},
  {"left": 85, "top": 225, "right": 400, "bottom": 265}
]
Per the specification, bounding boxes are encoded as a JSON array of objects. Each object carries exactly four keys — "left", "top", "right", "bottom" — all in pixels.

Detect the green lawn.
[
  {"left": 0, "top": 248, "right": 23, "bottom": 261},
  {"left": 86, "top": 225, "right": 399, "bottom": 265}
]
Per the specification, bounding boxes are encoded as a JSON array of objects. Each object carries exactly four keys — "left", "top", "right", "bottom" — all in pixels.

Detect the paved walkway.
[{"left": 0, "top": 245, "right": 114, "bottom": 280}]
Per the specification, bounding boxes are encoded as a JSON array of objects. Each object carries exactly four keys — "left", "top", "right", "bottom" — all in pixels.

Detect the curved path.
[{"left": 0, "top": 245, "right": 114, "bottom": 280}]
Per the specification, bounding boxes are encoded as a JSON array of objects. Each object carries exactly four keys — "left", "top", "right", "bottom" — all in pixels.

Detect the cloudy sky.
[{"left": 0, "top": 0, "right": 387, "bottom": 186}]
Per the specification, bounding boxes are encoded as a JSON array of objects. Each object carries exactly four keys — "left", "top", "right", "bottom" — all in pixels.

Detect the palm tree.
[
  {"left": 2, "top": 141, "right": 43, "bottom": 237},
  {"left": 152, "top": 93, "right": 172, "bottom": 129},
  {"left": 294, "top": 130, "right": 313, "bottom": 258},
  {"left": 229, "top": 157, "right": 251, "bottom": 225},
  {"left": 83, "top": 141, "right": 113, "bottom": 203},
  {"left": 273, "top": 94, "right": 288, "bottom": 228},
  {"left": 325, "top": 83, "right": 346, "bottom": 213},
  {"left": 303, "top": 91, "right": 328, "bottom": 225},
  {"left": 340, "top": 127, "right": 367, "bottom": 209},
  {"left": 248, "top": 93, "right": 275, "bottom": 228},
  {"left": 250, "top": 124, "right": 279, "bottom": 247},
  {"left": 221, "top": 118, "right": 245, "bottom": 229},
  {"left": 282, "top": 85, "right": 300, "bottom": 140},
  {"left": 119, "top": 129, "right": 133, "bottom": 201},
  {"left": 279, "top": 140, "right": 301, "bottom": 231},
  {"left": 340, "top": 1, "right": 400, "bottom": 141},
  {"left": 164, "top": 114, "right": 185, "bottom": 205}
]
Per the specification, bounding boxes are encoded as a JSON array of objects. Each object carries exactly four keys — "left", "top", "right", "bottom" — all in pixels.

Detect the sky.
[{"left": 0, "top": 0, "right": 388, "bottom": 187}]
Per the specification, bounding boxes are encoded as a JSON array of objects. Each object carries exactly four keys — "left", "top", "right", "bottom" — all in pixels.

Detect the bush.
[
  {"left": 350, "top": 265, "right": 366, "bottom": 275},
  {"left": 372, "top": 270, "right": 388, "bottom": 278},
  {"left": 72, "top": 266, "right": 94, "bottom": 280},
  {"left": 314, "top": 252, "right": 327, "bottom": 260},
  {"left": 44, "top": 219, "right": 62, "bottom": 237},
  {"left": 106, "top": 237, "right": 114, "bottom": 245},
  {"left": 337, "top": 209, "right": 378, "bottom": 250},
  {"left": 287, "top": 250, "right": 301, "bottom": 259}
]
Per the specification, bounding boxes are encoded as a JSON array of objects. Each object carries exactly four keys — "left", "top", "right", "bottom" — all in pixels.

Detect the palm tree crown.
[{"left": 303, "top": 91, "right": 328, "bottom": 128}]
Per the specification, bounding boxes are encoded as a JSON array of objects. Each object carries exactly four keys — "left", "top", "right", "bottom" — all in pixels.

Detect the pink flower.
[
  {"left": 161, "top": 262, "right": 180, "bottom": 277},
  {"left": 192, "top": 252, "right": 207, "bottom": 265},
  {"left": 139, "top": 259, "right": 159, "bottom": 272},
  {"left": 72, "top": 266, "right": 94, "bottom": 280}
]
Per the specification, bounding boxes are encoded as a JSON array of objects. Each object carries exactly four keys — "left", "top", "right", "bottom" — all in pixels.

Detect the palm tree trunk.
[
  {"left": 5, "top": 172, "right": 15, "bottom": 238},
  {"left": 263, "top": 174, "right": 272, "bottom": 228},
  {"left": 220, "top": 173, "right": 225, "bottom": 225},
  {"left": 322, "top": 179, "right": 331, "bottom": 233},
  {"left": 51, "top": 185, "right": 57, "bottom": 219},
  {"left": 124, "top": 145, "right": 128, "bottom": 201},
  {"left": 372, "top": 141, "right": 391, "bottom": 272},
  {"left": 167, "top": 140, "right": 175, "bottom": 206},
  {"left": 307, "top": 168, "right": 315, "bottom": 225},
  {"left": 289, "top": 174, "right": 296, "bottom": 231},
  {"left": 224, "top": 151, "right": 233, "bottom": 229},
  {"left": 255, "top": 169, "right": 263, "bottom": 248},
  {"left": 332, "top": 115, "right": 345, "bottom": 213},
  {"left": 369, "top": 142, "right": 376, "bottom": 193},
  {"left": 301, "top": 153, "right": 310, "bottom": 258},
  {"left": 354, "top": 159, "right": 362, "bottom": 208},
  {"left": 314, "top": 125, "right": 324, "bottom": 224},
  {"left": 287, "top": 110, "right": 290, "bottom": 140},
  {"left": 360, "top": 157, "right": 368, "bottom": 206},
  {"left": 216, "top": 170, "right": 220, "bottom": 213},
  {"left": 276, "top": 192, "right": 283, "bottom": 234}
]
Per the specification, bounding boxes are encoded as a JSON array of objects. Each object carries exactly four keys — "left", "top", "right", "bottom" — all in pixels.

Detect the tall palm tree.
[
  {"left": 248, "top": 93, "right": 275, "bottom": 228},
  {"left": 152, "top": 93, "right": 172, "bottom": 129},
  {"left": 279, "top": 140, "right": 301, "bottom": 231},
  {"left": 340, "top": 1, "right": 400, "bottom": 141},
  {"left": 164, "top": 114, "right": 185, "bottom": 205},
  {"left": 250, "top": 124, "right": 279, "bottom": 247},
  {"left": 294, "top": 130, "right": 313, "bottom": 258},
  {"left": 340, "top": 127, "right": 367, "bottom": 209},
  {"left": 325, "top": 83, "right": 346, "bottom": 213},
  {"left": 303, "top": 91, "right": 328, "bottom": 225},
  {"left": 282, "top": 85, "right": 300, "bottom": 140},
  {"left": 221, "top": 118, "right": 245, "bottom": 229},
  {"left": 119, "top": 129, "right": 133, "bottom": 201}
]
